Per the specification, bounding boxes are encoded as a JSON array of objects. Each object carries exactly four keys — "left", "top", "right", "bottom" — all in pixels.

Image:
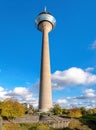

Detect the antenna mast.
[{"left": 44, "top": 6, "right": 47, "bottom": 12}]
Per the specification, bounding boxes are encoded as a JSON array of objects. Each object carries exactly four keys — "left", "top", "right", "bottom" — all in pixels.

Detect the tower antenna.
[{"left": 44, "top": 6, "right": 47, "bottom": 12}]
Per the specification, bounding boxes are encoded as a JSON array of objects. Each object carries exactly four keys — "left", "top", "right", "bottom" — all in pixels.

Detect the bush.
[
  {"left": 68, "top": 120, "right": 92, "bottom": 130},
  {"left": 68, "top": 108, "right": 82, "bottom": 118},
  {"left": 3, "top": 123, "right": 22, "bottom": 130},
  {"left": 51, "top": 104, "right": 62, "bottom": 115},
  {"left": 37, "top": 124, "right": 50, "bottom": 130},
  {"left": 2, "top": 123, "right": 38, "bottom": 130},
  {"left": 2, "top": 123, "right": 52, "bottom": 130},
  {"left": 1, "top": 99, "right": 25, "bottom": 119}
]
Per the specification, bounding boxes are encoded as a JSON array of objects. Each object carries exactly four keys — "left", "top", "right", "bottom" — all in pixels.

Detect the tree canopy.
[
  {"left": 68, "top": 108, "right": 82, "bottom": 118},
  {"left": 1, "top": 99, "right": 25, "bottom": 119},
  {"left": 51, "top": 104, "right": 62, "bottom": 115}
]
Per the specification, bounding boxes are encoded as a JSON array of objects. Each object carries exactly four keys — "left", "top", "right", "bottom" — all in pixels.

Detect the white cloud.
[
  {"left": 0, "top": 86, "right": 8, "bottom": 101},
  {"left": 0, "top": 86, "right": 96, "bottom": 109},
  {"left": 0, "top": 86, "right": 38, "bottom": 108},
  {"left": 55, "top": 96, "right": 96, "bottom": 109},
  {"left": 52, "top": 67, "right": 96, "bottom": 89},
  {"left": 0, "top": 86, "right": 4, "bottom": 91},
  {"left": 0, "top": 67, "right": 96, "bottom": 109},
  {"left": 90, "top": 40, "right": 96, "bottom": 50},
  {"left": 84, "top": 89, "right": 96, "bottom": 97},
  {"left": 68, "top": 88, "right": 96, "bottom": 100},
  {"left": 56, "top": 99, "right": 68, "bottom": 104},
  {"left": 85, "top": 67, "right": 94, "bottom": 72},
  {"left": 84, "top": 88, "right": 95, "bottom": 94}
]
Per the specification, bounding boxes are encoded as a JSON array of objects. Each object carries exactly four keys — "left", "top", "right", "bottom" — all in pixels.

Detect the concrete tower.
[{"left": 35, "top": 7, "right": 56, "bottom": 112}]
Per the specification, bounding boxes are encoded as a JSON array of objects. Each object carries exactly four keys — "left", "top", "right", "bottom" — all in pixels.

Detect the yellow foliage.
[
  {"left": 37, "top": 124, "right": 50, "bottom": 130},
  {"left": 69, "top": 120, "right": 91, "bottom": 130},
  {"left": 68, "top": 108, "right": 82, "bottom": 118},
  {"left": 1, "top": 99, "right": 25, "bottom": 119}
]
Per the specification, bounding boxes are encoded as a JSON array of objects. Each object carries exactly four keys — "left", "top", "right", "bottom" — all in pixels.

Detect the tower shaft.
[
  {"left": 35, "top": 10, "right": 56, "bottom": 112},
  {"left": 39, "top": 21, "right": 52, "bottom": 112}
]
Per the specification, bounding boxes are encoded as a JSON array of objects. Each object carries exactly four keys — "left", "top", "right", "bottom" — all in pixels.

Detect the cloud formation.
[
  {"left": 85, "top": 67, "right": 94, "bottom": 72},
  {"left": 0, "top": 86, "right": 38, "bottom": 108},
  {"left": 55, "top": 88, "right": 96, "bottom": 108},
  {"left": 0, "top": 86, "right": 7, "bottom": 100},
  {"left": 90, "top": 40, "right": 96, "bottom": 50},
  {"left": 71, "top": 88, "right": 96, "bottom": 100},
  {"left": 56, "top": 99, "right": 68, "bottom": 104},
  {"left": 55, "top": 98, "right": 96, "bottom": 109},
  {"left": 0, "top": 67, "right": 96, "bottom": 109},
  {"left": 84, "top": 88, "right": 96, "bottom": 97},
  {"left": 52, "top": 67, "right": 96, "bottom": 89}
]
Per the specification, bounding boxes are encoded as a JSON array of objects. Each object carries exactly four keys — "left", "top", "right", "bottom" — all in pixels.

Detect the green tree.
[
  {"left": 62, "top": 108, "right": 68, "bottom": 115},
  {"left": 52, "top": 104, "right": 62, "bottom": 115},
  {"left": 87, "top": 109, "right": 94, "bottom": 115},
  {"left": 68, "top": 108, "right": 82, "bottom": 118},
  {"left": 1, "top": 99, "right": 25, "bottom": 119},
  {"left": 86, "top": 108, "right": 96, "bottom": 115},
  {"left": 24, "top": 104, "right": 34, "bottom": 115},
  {"left": 80, "top": 107, "right": 87, "bottom": 116},
  {"left": 93, "top": 108, "right": 96, "bottom": 114}
]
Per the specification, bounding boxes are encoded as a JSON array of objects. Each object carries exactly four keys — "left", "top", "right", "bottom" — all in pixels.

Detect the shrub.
[
  {"left": 68, "top": 120, "right": 92, "bottom": 130},
  {"left": 37, "top": 124, "right": 50, "bottom": 130}
]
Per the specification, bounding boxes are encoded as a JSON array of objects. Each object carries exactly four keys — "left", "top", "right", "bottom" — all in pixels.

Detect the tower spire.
[{"left": 44, "top": 6, "right": 47, "bottom": 12}]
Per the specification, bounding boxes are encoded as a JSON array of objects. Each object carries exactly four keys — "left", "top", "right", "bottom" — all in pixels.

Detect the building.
[{"left": 35, "top": 7, "right": 56, "bottom": 112}]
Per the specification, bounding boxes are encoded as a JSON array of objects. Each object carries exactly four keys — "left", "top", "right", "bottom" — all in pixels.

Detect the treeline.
[
  {"left": 51, "top": 104, "right": 96, "bottom": 130},
  {"left": 0, "top": 99, "right": 96, "bottom": 119},
  {"left": 51, "top": 104, "right": 96, "bottom": 118},
  {"left": 0, "top": 99, "right": 96, "bottom": 130}
]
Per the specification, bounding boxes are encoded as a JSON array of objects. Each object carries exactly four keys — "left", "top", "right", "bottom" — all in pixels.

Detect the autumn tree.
[
  {"left": 68, "top": 120, "right": 91, "bottom": 130},
  {"left": 1, "top": 99, "right": 25, "bottom": 119},
  {"left": 93, "top": 108, "right": 96, "bottom": 113},
  {"left": 68, "top": 108, "right": 82, "bottom": 118},
  {"left": 86, "top": 108, "right": 96, "bottom": 115}
]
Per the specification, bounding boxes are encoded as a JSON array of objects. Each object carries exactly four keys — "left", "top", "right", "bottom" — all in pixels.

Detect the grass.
[{"left": 2, "top": 123, "right": 68, "bottom": 130}]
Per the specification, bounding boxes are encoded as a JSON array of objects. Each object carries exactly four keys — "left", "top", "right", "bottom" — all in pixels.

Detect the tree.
[
  {"left": 93, "top": 108, "right": 96, "bottom": 114},
  {"left": 62, "top": 108, "right": 68, "bottom": 115},
  {"left": 87, "top": 108, "right": 96, "bottom": 115},
  {"left": 68, "top": 108, "right": 82, "bottom": 118},
  {"left": 80, "top": 107, "right": 87, "bottom": 116},
  {"left": 87, "top": 109, "right": 94, "bottom": 115},
  {"left": 0, "top": 102, "right": 2, "bottom": 116},
  {"left": 24, "top": 103, "right": 34, "bottom": 114},
  {"left": 1, "top": 99, "right": 25, "bottom": 119},
  {"left": 69, "top": 120, "right": 91, "bottom": 130},
  {"left": 52, "top": 104, "right": 62, "bottom": 115}
]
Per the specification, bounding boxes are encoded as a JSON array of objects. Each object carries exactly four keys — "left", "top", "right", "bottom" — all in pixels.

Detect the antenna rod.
[{"left": 44, "top": 6, "right": 47, "bottom": 12}]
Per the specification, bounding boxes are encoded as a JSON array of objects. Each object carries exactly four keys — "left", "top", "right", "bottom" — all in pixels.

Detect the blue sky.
[{"left": 0, "top": 0, "right": 96, "bottom": 108}]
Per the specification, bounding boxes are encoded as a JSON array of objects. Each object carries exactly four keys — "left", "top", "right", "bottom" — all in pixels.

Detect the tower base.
[{"left": 39, "top": 108, "right": 50, "bottom": 113}]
